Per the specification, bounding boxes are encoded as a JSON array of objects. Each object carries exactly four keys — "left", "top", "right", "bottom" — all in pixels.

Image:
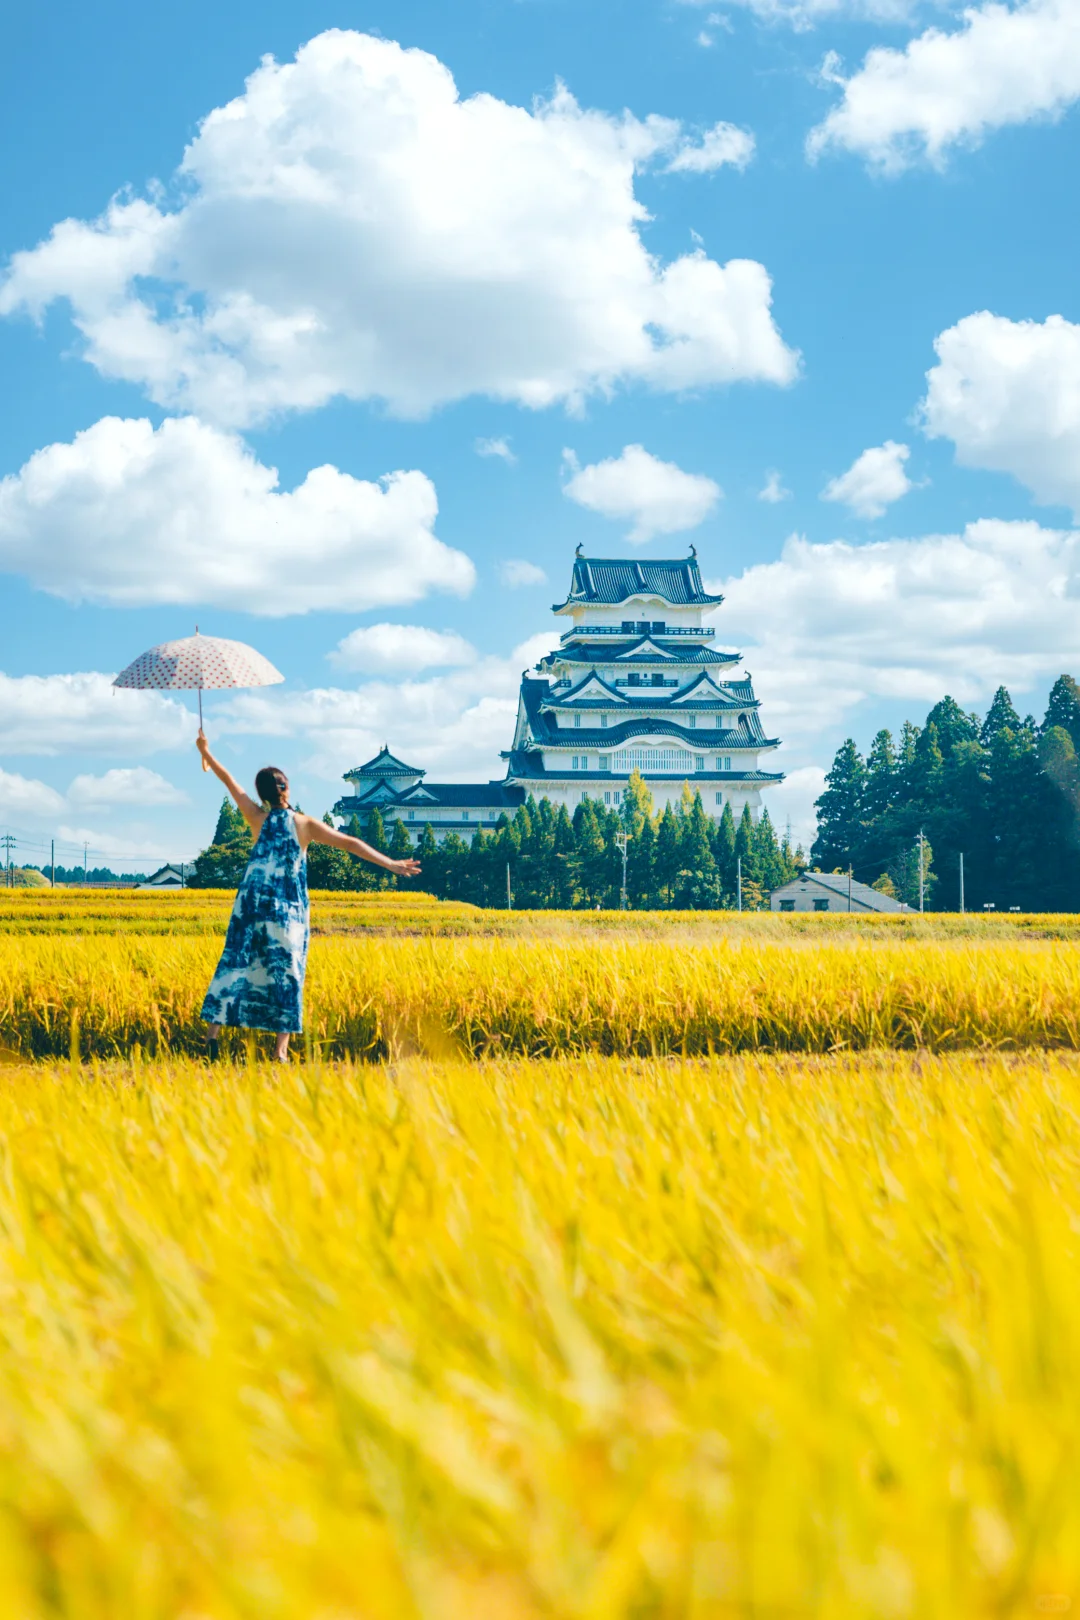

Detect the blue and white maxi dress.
[{"left": 200, "top": 808, "right": 309, "bottom": 1034}]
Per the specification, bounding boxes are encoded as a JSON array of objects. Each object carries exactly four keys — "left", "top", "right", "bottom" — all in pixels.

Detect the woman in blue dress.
[{"left": 196, "top": 731, "right": 420, "bottom": 1061}]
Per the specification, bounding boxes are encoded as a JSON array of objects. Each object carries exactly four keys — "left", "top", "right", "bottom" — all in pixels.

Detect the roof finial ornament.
[
  {"left": 689, "top": 543, "right": 697, "bottom": 558},
  {"left": 575, "top": 542, "right": 583, "bottom": 557}
]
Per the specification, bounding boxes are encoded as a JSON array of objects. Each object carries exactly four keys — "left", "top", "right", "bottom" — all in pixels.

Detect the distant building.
[
  {"left": 770, "top": 872, "right": 906, "bottom": 913},
  {"left": 332, "top": 548, "right": 784, "bottom": 845},
  {"left": 331, "top": 747, "right": 525, "bottom": 842},
  {"left": 137, "top": 865, "right": 187, "bottom": 890},
  {"left": 504, "top": 549, "right": 782, "bottom": 820}
]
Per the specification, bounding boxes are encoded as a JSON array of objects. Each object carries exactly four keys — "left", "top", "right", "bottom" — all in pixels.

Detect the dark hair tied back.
[{"left": 255, "top": 766, "right": 288, "bottom": 809}]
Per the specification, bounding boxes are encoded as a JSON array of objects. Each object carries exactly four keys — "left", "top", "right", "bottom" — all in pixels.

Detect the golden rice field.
[
  {"left": 1, "top": 1049, "right": 1080, "bottom": 1618},
  {"left": 3, "top": 892, "right": 1080, "bottom": 1615},
  {"left": 4, "top": 928, "right": 1080, "bottom": 1060}
]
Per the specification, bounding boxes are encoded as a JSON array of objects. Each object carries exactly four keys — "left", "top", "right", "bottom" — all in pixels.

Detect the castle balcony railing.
[{"left": 560, "top": 624, "right": 714, "bottom": 643}]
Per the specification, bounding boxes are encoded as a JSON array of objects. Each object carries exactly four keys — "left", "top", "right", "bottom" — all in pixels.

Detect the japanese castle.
[{"left": 332, "top": 549, "right": 782, "bottom": 842}]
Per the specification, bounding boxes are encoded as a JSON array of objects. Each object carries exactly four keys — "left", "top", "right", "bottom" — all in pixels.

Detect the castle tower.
[{"left": 501, "top": 549, "right": 783, "bottom": 819}]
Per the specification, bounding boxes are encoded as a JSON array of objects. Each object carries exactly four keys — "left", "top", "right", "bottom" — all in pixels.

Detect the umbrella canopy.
[
  {"left": 114, "top": 631, "right": 284, "bottom": 694},
  {"left": 114, "top": 630, "right": 284, "bottom": 768}
]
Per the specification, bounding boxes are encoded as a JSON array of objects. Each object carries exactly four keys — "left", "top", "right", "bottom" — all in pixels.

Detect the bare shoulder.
[{"left": 293, "top": 811, "right": 323, "bottom": 849}]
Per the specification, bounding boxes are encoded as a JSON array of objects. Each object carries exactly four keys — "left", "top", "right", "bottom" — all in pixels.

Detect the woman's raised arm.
[
  {"left": 197, "top": 731, "right": 264, "bottom": 830},
  {"left": 302, "top": 814, "right": 421, "bottom": 876}
]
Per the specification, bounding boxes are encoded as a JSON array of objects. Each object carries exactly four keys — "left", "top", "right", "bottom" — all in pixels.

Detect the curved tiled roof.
[
  {"left": 343, "top": 744, "right": 426, "bottom": 782},
  {"left": 552, "top": 555, "right": 722, "bottom": 610},
  {"left": 542, "top": 638, "right": 737, "bottom": 667}
]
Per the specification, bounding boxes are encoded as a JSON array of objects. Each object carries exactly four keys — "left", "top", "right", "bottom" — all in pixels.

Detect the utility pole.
[
  {"left": 736, "top": 855, "right": 742, "bottom": 913},
  {"left": 506, "top": 862, "right": 512, "bottom": 910},
  {"left": 847, "top": 864, "right": 853, "bottom": 912},
  {"left": 918, "top": 829, "right": 925, "bottom": 913},
  {"left": 614, "top": 831, "right": 629, "bottom": 910},
  {"left": 959, "top": 852, "right": 964, "bottom": 915},
  {"left": 50, "top": 838, "right": 55, "bottom": 889},
  {"left": 83, "top": 842, "right": 89, "bottom": 887},
  {"left": 1, "top": 833, "right": 15, "bottom": 888}
]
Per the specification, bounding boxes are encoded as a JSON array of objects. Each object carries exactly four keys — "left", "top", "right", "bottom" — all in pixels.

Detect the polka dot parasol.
[{"left": 114, "top": 629, "right": 284, "bottom": 769}]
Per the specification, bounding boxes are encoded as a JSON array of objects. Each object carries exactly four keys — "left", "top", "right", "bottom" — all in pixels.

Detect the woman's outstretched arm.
[
  {"left": 196, "top": 731, "right": 264, "bottom": 831},
  {"left": 302, "top": 815, "right": 421, "bottom": 876}
]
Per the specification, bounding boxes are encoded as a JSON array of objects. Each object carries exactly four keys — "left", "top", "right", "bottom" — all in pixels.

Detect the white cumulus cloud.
[
  {"left": 562, "top": 444, "right": 722, "bottom": 543},
  {"left": 711, "top": 518, "right": 1080, "bottom": 738},
  {"left": 0, "top": 415, "right": 474, "bottom": 614},
  {"left": 66, "top": 768, "right": 188, "bottom": 808},
  {"left": 0, "top": 31, "right": 797, "bottom": 425},
  {"left": 0, "top": 672, "right": 193, "bottom": 757},
  {"left": 921, "top": 311, "right": 1080, "bottom": 517},
  {"left": 0, "top": 769, "right": 67, "bottom": 821},
  {"left": 499, "top": 559, "right": 548, "bottom": 588},
  {"left": 666, "top": 121, "right": 756, "bottom": 172},
  {"left": 808, "top": 0, "right": 1080, "bottom": 171},
  {"left": 328, "top": 624, "right": 477, "bottom": 674},
  {"left": 821, "top": 441, "right": 913, "bottom": 519}
]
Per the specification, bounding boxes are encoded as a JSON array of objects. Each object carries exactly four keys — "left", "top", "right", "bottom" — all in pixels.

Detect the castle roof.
[
  {"left": 332, "top": 781, "right": 525, "bottom": 818},
  {"left": 542, "top": 637, "right": 737, "bottom": 667},
  {"left": 343, "top": 745, "right": 426, "bottom": 782},
  {"left": 552, "top": 554, "right": 722, "bottom": 612},
  {"left": 516, "top": 677, "right": 776, "bottom": 750}
]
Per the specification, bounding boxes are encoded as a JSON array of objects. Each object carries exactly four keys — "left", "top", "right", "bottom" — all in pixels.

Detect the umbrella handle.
[{"left": 199, "top": 687, "right": 209, "bottom": 770}]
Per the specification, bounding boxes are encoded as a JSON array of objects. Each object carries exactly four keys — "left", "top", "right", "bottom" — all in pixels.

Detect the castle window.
[
  {"left": 621, "top": 621, "right": 634, "bottom": 633},
  {"left": 600, "top": 714, "right": 607, "bottom": 727},
  {"left": 462, "top": 812, "right": 469, "bottom": 821},
  {"left": 407, "top": 811, "right": 415, "bottom": 821},
  {"left": 489, "top": 811, "right": 495, "bottom": 820},
  {"left": 604, "top": 792, "right": 611, "bottom": 804},
  {"left": 574, "top": 714, "right": 581, "bottom": 728},
  {"left": 599, "top": 756, "right": 610, "bottom": 772},
  {"left": 651, "top": 621, "right": 666, "bottom": 634},
  {"left": 688, "top": 715, "right": 696, "bottom": 728},
  {"left": 695, "top": 756, "right": 705, "bottom": 771},
  {"left": 614, "top": 791, "right": 622, "bottom": 805},
  {"left": 715, "top": 792, "right": 723, "bottom": 805}
]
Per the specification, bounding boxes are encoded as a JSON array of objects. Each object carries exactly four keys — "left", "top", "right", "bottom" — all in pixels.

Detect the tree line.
[
  {"left": 188, "top": 773, "right": 804, "bottom": 909},
  {"left": 812, "top": 675, "right": 1080, "bottom": 911}
]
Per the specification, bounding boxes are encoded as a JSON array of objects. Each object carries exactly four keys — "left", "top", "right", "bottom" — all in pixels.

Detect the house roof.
[
  {"left": 771, "top": 872, "right": 906, "bottom": 913},
  {"left": 343, "top": 745, "right": 426, "bottom": 782},
  {"left": 552, "top": 554, "right": 723, "bottom": 612}
]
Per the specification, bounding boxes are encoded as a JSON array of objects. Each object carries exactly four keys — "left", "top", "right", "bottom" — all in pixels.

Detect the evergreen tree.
[
  {"left": 620, "top": 770, "right": 654, "bottom": 837},
  {"left": 212, "top": 797, "right": 247, "bottom": 846},
  {"left": 734, "top": 805, "right": 759, "bottom": 899},
  {"left": 654, "top": 804, "right": 681, "bottom": 907},
  {"left": 1043, "top": 675, "right": 1080, "bottom": 752},
  {"left": 981, "top": 686, "right": 1023, "bottom": 748},
  {"left": 752, "top": 806, "right": 787, "bottom": 896},
  {"left": 811, "top": 740, "right": 865, "bottom": 871},
  {"left": 188, "top": 796, "right": 252, "bottom": 888},
  {"left": 675, "top": 790, "right": 719, "bottom": 909},
  {"left": 713, "top": 801, "right": 737, "bottom": 899},
  {"left": 627, "top": 813, "right": 656, "bottom": 908}
]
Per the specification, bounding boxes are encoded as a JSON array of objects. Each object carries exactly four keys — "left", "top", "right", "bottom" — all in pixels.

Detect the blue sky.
[{"left": 1, "top": 0, "right": 1079, "bottom": 867}]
